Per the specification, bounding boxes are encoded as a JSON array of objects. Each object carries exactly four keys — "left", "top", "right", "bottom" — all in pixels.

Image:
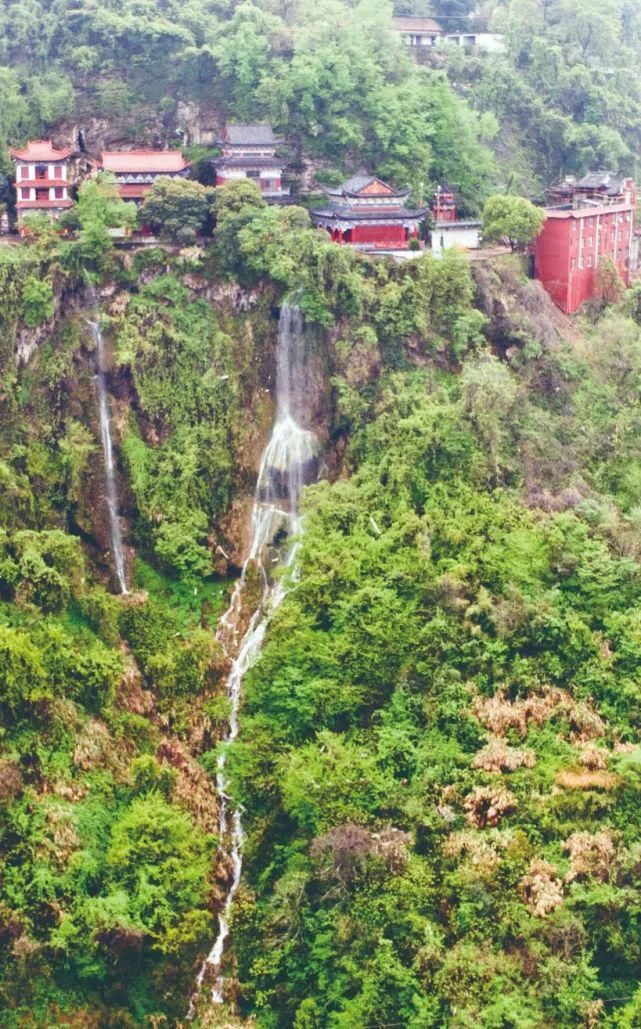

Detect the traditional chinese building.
[
  {"left": 312, "top": 175, "right": 427, "bottom": 249},
  {"left": 99, "top": 150, "right": 191, "bottom": 202},
  {"left": 392, "top": 16, "right": 505, "bottom": 52},
  {"left": 430, "top": 184, "right": 481, "bottom": 256},
  {"left": 393, "top": 16, "right": 442, "bottom": 46},
  {"left": 534, "top": 171, "right": 636, "bottom": 313},
  {"left": 215, "top": 125, "right": 289, "bottom": 199},
  {"left": 10, "top": 140, "right": 73, "bottom": 230}
]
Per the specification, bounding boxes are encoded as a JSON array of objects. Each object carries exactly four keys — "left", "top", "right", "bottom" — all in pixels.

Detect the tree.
[
  {"left": 141, "top": 177, "right": 213, "bottom": 243},
  {"left": 482, "top": 194, "right": 545, "bottom": 250},
  {"left": 595, "top": 257, "right": 625, "bottom": 305},
  {"left": 103, "top": 793, "right": 213, "bottom": 954},
  {"left": 60, "top": 173, "right": 137, "bottom": 271},
  {"left": 21, "top": 275, "right": 53, "bottom": 326},
  {"left": 211, "top": 177, "right": 265, "bottom": 222}
]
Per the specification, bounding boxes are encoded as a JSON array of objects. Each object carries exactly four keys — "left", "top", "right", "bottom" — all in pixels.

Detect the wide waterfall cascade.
[
  {"left": 86, "top": 316, "right": 128, "bottom": 595},
  {"left": 189, "top": 302, "right": 319, "bottom": 1015}
]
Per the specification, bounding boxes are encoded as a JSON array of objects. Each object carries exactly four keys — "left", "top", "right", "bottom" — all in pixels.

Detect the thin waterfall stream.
[
  {"left": 85, "top": 286, "right": 128, "bottom": 594},
  {"left": 189, "top": 301, "right": 319, "bottom": 1014}
]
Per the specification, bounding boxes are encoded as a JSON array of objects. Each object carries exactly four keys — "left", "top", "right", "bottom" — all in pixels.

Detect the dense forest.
[
  {"left": 3, "top": 0, "right": 641, "bottom": 1027},
  {"left": 2, "top": 0, "right": 641, "bottom": 203}
]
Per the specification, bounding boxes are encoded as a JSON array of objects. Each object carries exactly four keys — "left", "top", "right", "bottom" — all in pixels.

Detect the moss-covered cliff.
[{"left": 4, "top": 197, "right": 641, "bottom": 1027}]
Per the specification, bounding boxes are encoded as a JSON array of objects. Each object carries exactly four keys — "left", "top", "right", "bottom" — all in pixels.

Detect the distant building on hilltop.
[
  {"left": 99, "top": 150, "right": 191, "bottom": 203},
  {"left": 393, "top": 16, "right": 443, "bottom": 46},
  {"left": 311, "top": 175, "right": 427, "bottom": 250},
  {"left": 430, "top": 184, "right": 482, "bottom": 256},
  {"left": 215, "top": 125, "right": 290, "bottom": 200},
  {"left": 10, "top": 140, "right": 73, "bottom": 231},
  {"left": 534, "top": 171, "right": 636, "bottom": 313},
  {"left": 392, "top": 16, "right": 505, "bottom": 52}
]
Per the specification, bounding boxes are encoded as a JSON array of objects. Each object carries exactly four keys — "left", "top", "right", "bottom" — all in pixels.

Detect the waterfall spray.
[
  {"left": 85, "top": 284, "right": 128, "bottom": 594},
  {"left": 188, "top": 302, "right": 318, "bottom": 1015}
]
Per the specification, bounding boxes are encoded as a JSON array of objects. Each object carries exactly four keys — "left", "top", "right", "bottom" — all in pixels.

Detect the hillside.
[
  {"left": 3, "top": 1, "right": 641, "bottom": 1027},
  {"left": 2, "top": 192, "right": 641, "bottom": 1025}
]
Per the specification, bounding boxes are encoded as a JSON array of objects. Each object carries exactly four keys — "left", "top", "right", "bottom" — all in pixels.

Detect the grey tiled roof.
[
  {"left": 225, "top": 124, "right": 276, "bottom": 145},
  {"left": 325, "top": 175, "right": 410, "bottom": 199},
  {"left": 216, "top": 156, "right": 283, "bottom": 169},
  {"left": 312, "top": 206, "right": 427, "bottom": 221},
  {"left": 576, "top": 170, "right": 624, "bottom": 194}
]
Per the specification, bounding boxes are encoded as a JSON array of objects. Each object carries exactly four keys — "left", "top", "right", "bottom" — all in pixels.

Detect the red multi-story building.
[
  {"left": 10, "top": 140, "right": 73, "bottom": 230},
  {"left": 99, "top": 150, "right": 191, "bottom": 203},
  {"left": 312, "top": 175, "right": 427, "bottom": 249},
  {"left": 215, "top": 125, "right": 289, "bottom": 200},
  {"left": 534, "top": 171, "right": 636, "bottom": 313}
]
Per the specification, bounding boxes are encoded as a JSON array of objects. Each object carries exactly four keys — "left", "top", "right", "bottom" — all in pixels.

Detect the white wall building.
[{"left": 431, "top": 220, "right": 482, "bottom": 257}]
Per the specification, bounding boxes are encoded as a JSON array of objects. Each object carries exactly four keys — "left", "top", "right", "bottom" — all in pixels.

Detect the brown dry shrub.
[
  {"left": 473, "top": 687, "right": 566, "bottom": 737},
  {"left": 578, "top": 743, "right": 608, "bottom": 770},
  {"left": 371, "top": 827, "right": 411, "bottom": 873},
  {"left": 472, "top": 737, "right": 536, "bottom": 773},
  {"left": 0, "top": 760, "right": 23, "bottom": 803},
  {"left": 563, "top": 831, "right": 617, "bottom": 882},
  {"left": 556, "top": 769, "right": 618, "bottom": 791},
  {"left": 72, "top": 718, "right": 131, "bottom": 775},
  {"left": 464, "top": 785, "right": 517, "bottom": 828},
  {"left": 116, "top": 651, "right": 154, "bottom": 716},
  {"left": 40, "top": 803, "right": 80, "bottom": 866},
  {"left": 444, "top": 830, "right": 512, "bottom": 877},
  {"left": 12, "top": 934, "right": 41, "bottom": 962},
  {"left": 311, "top": 823, "right": 411, "bottom": 884},
  {"left": 520, "top": 859, "right": 564, "bottom": 916},
  {"left": 567, "top": 702, "right": 606, "bottom": 743},
  {"left": 474, "top": 687, "right": 605, "bottom": 742},
  {"left": 156, "top": 737, "right": 219, "bottom": 836}
]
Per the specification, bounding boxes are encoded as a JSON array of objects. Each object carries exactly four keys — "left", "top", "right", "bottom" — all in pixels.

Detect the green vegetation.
[
  {"left": 482, "top": 194, "right": 545, "bottom": 250},
  {"left": 2, "top": 0, "right": 641, "bottom": 1024},
  {"left": 4, "top": 165, "right": 641, "bottom": 1025},
  {"left": 228, "top": 251, "right": 641, "bottom": 1025},
  {"left": 141, "top": 178, "right": 214, "bottom": 243}
]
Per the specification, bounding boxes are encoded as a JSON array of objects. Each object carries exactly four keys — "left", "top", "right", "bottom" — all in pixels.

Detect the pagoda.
[
  {"left": 10, "top": 140, "right": 73, "bottom": 231},
  {"left": 311, "top": 175, "right": 427, "bottom": 249},
  {"left": 99, "top": 150, "right": 191, "bottom": 203},
  {"left": 215, "top": 125, "right": 289, "bottom": 199}
]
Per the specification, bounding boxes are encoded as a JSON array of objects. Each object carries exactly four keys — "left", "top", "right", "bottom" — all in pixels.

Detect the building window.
[
  {"left": 54, "top": 187, "right": 64, "bottom": 199},
  {"left": 20, "top": 188, "right": 29, "bottom": 200},
  {"left": 35, "top": 165, "right": 47, "bottom": 181},
  {"left": 587, "top": 255, "right": 593, "bottom": 267},
  {"left": 35, "top": 188, "right": 48, "bottom": 201},
  {"left": 247, "top": 169, "right": 260, "bottom": 179},
  {"left": 54, "top": 166, "right": 63, "bottom": 179},
  {"left": 19, "top": 165, "right": 28, "bottom": 180}
]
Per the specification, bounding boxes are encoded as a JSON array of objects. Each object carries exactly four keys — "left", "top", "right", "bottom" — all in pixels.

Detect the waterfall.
[
  {"left": 85, "top": 303, "right": 128, "bottom": 595},
  {"left": 188, "top": 301, "right": 318, "bottom": 1015}
]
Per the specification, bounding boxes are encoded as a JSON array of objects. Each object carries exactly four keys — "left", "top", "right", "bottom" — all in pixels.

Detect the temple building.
[
  {"left": 430, "top": 184, "right": 481, "bottom": 257},
  {"left": 215, "top": 125, "right": 289, "bottom": 199},
  {"left": 534, "top": 171, "right": 636, "bottom": 313},
  {"left": 10, "top": 140, "right": 73, "bottom": 230},
  {"left": 99, "top": 150, "right": 191, "bottom": 202},
  {"left": 393, "top": 16, "right": 442, "bottom": 46},
  {"left": 311, "top": 175, "right": 427, "bottom": 249},
  {"left": 392, "top": 16, "right": 505, "bottom": 52}
]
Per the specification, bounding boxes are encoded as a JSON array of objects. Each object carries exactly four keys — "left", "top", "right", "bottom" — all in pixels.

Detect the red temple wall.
[
  {"left": 351, "top": 224, "right": 407, "bottom": 246},
  {"left": 535, "top": 207, "right": 633, "bottom": 314}
]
